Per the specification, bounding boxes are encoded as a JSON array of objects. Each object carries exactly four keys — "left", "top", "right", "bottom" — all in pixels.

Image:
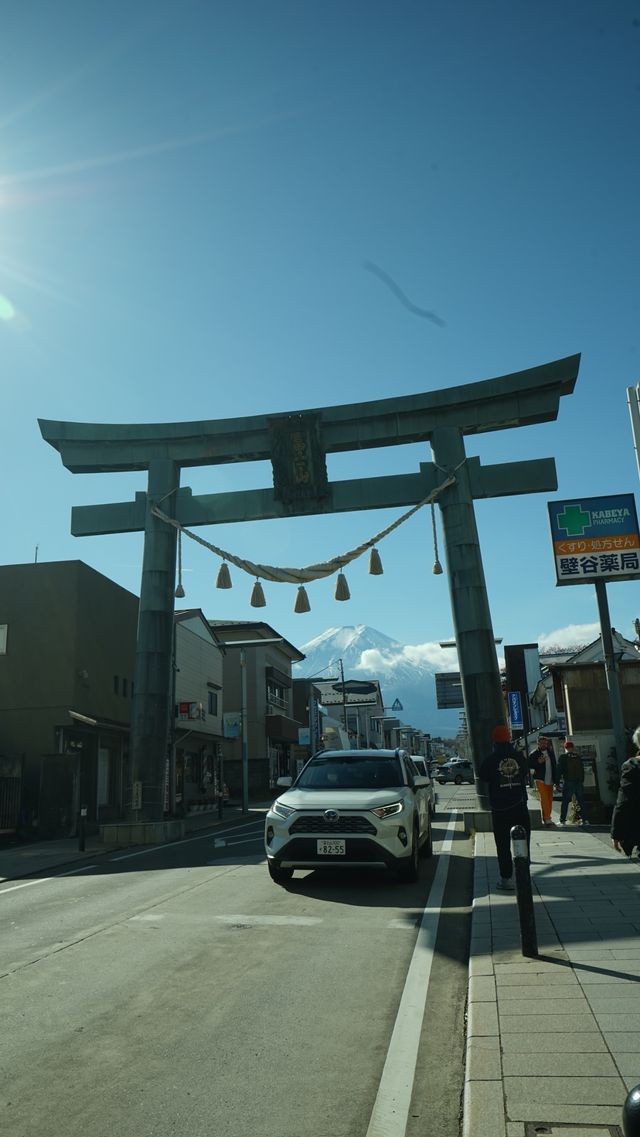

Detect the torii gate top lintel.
[{"left": 39, "top": 353, "right": 579, "bottom": 475}]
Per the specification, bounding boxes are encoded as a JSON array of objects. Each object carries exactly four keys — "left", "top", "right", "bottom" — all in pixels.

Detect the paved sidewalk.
[
  {"left": 465, "top": 819, "right": 640, "bottom": 1136},
  {"left": 0, "top": 804, "right": 269, "bottom": 884}
]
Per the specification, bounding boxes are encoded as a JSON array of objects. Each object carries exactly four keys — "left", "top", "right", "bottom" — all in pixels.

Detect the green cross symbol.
[{"left": 557, "top": 504, "right": 591, "bottom": 537}]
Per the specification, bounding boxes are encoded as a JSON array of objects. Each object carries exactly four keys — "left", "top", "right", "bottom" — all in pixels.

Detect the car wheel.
[
  {"left": 268, "top": 861, "right": 293, "bottom": 885},
  {"left": 420, "top": 816, "right": 433, "bottom": 859},
  {"left": 397, "top": 827, "right": 419, "bottom": 882},
  {"left": 454, "top": 774, "right": 463, "bottom": 784}
]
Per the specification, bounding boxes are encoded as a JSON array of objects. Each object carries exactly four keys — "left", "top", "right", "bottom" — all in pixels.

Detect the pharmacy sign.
[{"left": 548, "top": 493, "right": 640, "bottom": 585}]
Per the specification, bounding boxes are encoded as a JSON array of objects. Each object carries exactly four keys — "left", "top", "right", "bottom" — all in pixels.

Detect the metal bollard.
[
  {"left": 623, "top": 1083, "right": 640, "bottom": 1136},
  {"left": 510, "top": 824, "right": 538, "bottom": 958},
  {"left": 78, "top": 805, "right": 87, "bottom": 853}
]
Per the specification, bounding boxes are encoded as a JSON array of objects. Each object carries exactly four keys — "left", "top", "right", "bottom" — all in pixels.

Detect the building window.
[
  {"left": 122, "top": 678, "right": 128, "bottom": 697},
  {"left": 266, "top": 681, "right": 288, "bottom": 711},
  {"left": 208, "top": 691, "right": 218, "bottom": 716},
  {"left": 113, "top": 675, "right": 119, "bottom": 695},
  {"left": 0, "top": 624, "right": 7, "bottom": 654}
]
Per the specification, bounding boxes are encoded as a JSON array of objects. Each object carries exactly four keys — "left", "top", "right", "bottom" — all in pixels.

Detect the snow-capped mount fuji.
[{"left": 293, "top": 625, "right": 460, "bottom": 734}]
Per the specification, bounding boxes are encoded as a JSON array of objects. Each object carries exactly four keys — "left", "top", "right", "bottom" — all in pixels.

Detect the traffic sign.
[
  {"left": 507, "top": 691, "right": 524, "bottom": 731},
  {"left": 548, "top": 493, "right": 640, "bottom": 586}
]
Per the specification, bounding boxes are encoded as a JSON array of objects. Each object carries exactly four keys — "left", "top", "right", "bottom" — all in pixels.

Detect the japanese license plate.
[{"left": 317, "top": 839, "right": 346, "bottom": 855}]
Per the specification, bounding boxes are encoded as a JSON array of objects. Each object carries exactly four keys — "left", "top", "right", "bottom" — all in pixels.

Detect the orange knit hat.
[{"left": 492, "top": 725, "right": 511, "bottom": 743}]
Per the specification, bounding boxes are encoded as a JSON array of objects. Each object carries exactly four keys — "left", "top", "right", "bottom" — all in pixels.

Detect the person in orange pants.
[{"left": 529, "top": 734, "right": 558, "bottom": 825}]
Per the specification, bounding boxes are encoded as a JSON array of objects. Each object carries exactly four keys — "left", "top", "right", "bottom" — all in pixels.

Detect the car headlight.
[
  {"left": 272, "top": 799, "right": 296, "bottom": 819},
  {"left": 371, "top": 801, "right": 403, "bottom": 819}
]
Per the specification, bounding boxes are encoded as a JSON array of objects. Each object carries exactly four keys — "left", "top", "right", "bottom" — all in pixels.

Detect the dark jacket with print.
[
  {"left": 557, "top": 750, "right": 584, "bottom": 784},
  {"left": 479, "top": 743, "right": 529, "bottom": 812},
  {"left": 611, "top": 755, "right": 640, "bottom": 848},
  {"left": 530, "top": 746, "right": 558, "bottom": 785}
]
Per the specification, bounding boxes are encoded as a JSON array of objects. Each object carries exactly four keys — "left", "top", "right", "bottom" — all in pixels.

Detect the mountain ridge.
[{"left": 293, "top": 624, "right": 460, "bottom": 734}]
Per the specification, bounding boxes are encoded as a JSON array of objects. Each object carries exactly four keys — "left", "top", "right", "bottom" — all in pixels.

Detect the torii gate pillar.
[{"left": 431, "top": 426, "right": 504, "bottom": 776}]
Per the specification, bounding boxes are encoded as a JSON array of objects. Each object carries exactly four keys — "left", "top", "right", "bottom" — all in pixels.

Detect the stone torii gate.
[{"left": 40, "top": 352, "right": 579, "bottom": 823}]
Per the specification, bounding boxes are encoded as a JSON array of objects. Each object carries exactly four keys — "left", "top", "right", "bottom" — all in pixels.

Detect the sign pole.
[{"left": 594, "top": 579, "right": 627, "bottom": 769}]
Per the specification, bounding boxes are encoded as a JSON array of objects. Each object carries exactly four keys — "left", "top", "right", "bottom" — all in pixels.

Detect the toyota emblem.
[{"left": 324, "top": 809, "right": 339, "bottom": 822}]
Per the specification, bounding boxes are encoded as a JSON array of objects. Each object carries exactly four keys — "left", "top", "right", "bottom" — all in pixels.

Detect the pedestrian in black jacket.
[
  {"left": 479, "top": 724, "right": 531, "bottom": 891},
  {"left": 612, "top": 726, "right": 640, "bottom": 857}
]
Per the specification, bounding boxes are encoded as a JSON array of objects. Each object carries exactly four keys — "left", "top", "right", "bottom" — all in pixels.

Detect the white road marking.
[
  {"left": 215, "top": 914, "right": 322, "bottom": 926},
  {"left": 365, "top": 814, "right": 457, "bottom": 1137},
  {"left": 111, "top": 820, "right": 262, "bottom": 861},
  {"left": 212, "top": 835, "right": 261, "bottom": 850},
  {"left": 0, "top": 864, "right": 99, "bottom": 896}
]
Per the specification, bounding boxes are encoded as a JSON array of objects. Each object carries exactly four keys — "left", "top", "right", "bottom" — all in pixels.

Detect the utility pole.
[{"left": 338, "top": 658, "right": 348, "bottom": 733}]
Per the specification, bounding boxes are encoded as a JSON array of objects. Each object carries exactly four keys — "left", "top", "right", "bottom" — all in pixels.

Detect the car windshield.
[{"left": 296, "top": 755, "right": 404, "bottom": 790}]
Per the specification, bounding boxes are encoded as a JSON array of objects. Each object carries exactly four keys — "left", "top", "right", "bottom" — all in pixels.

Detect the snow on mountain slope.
[{"left": 293, "top": 625, "right": 460, "bottom": 733}]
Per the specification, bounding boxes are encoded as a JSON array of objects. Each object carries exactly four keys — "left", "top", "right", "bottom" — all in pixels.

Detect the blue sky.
[{"left": 2, "top": 0, "right": 640, "bottom": 669}]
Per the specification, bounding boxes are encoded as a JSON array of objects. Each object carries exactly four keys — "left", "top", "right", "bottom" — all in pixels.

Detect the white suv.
[{"left": 264, "top": 748, "right": 434, "bottom": 886}]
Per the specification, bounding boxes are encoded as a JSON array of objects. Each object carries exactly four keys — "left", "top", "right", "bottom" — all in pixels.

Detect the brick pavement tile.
[
  {"left": 574, "top": 969, "right": 640, "bottom": 985},
  {"left": 602, "top": 1031, "right": 640, "bottom": 1051},
  {"left": 502, "top": 1052, "right": 618, "bottom": 1077},
  {"left": 470, "top": 936, "right": 492, "bottom": 954},
  {"left": 593, "top": 1013, "right": 640, "bottom": 1032},
  {"left": 462, "top": 1080, "right": 505, "bottom": 1137},
  {"left": 466, "top": 1036, "right": 501, "bottom": 1081},
  {"left": 468, "top": 975, "right": 496, "bottom": 1002},
  {"left": 467, "top": 1001, "right": 499, "bottom": 1037},
  {"left": 564, "top": 949, "right": 616, "bottom": 959},
  {"left": 587, "top": 995, "right": 640, "bottom": 1012},
  {"left": 504, "top": 1075, "right": 624, "bottom": 1105},
  {"left": 500, "top": 1031, "right": 606, "bottom": 1053},
  {"left": 504, "top": 1104, "right": 625, "bottom": 1126},
  {"left": 469, "top": 953, "right": 494, "bottom": 977},
  {"left": 493, "top": 960, "right": 568, "bottom": 976},
  {"left": 499, "top": 997, "right": 590, "bottom": 1016},
  {"left": 497, "top": 984, "right": 582, "bottom": 1001},
  {"left": 505, "top": 1125, "right": 525, "bottom": 1137},
  {"left": 496, "top": 972, "right": 579, "bottom": 987},
  {"left": 500, "top": 1014, "right": 596, "bottom": 1033},
  {"left": 610, "top": 1053, "right": 640, "bottom": 1077}
]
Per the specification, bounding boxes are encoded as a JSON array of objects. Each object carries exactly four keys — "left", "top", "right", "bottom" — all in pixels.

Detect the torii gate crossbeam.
[{"left": 39, "top": 353, "right": 579, "bottom": 826}]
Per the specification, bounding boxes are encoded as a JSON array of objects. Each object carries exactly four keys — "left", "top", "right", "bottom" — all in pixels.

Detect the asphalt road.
[{"left": 2, "top": 791, "right": 473, "bottom": 1137}]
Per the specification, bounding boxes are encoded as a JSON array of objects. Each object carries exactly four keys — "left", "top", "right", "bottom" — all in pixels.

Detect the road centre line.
[
  {"left": 213, "top": 835, "right": 263, "bottom": 849},
  {"left": 110, "top": 820, "right": 263, "bottom": 861},
  {"left": 365, "top": 812, "right": 458, "bottom": 1137},
  {"left": 0, "top": 864, "right": 99, "bottom": 896}
]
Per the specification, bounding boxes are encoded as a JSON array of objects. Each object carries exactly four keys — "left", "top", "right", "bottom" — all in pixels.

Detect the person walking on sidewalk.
[
  {"left": 529, "top": 734, "right": 558, "bottom": 826},
  {"left": 479, "top": 724, "right": 531, "bottom": 891},
  {"left": 558, "top": 739, "right": 589, "bottom": 826},
  {"left": 612, "top": 725, "right": 640, "bottom": 857}
]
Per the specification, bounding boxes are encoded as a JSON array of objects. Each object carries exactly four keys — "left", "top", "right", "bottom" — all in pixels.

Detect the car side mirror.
[
  {"left": 276, "top": 776, "right": 293, "bottom": 788},
  {"left": 413, "top": 775, "right": 429, "bottom": 788}
]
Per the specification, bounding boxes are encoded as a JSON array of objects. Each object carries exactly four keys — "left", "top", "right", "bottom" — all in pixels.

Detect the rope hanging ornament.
[
  {"left": 294, "top": 585, "right": 311, "bottom": 613},
  {"left": 216, "top": 561, "right": 232, "bottom": 589},
  {"left": 250, "top": 580, "right": 266, "bottom": 608},
  {"left": 175, "top": 529, "right": 186, "bottom": 598},
  {"left": 431, "top": 502, "right": 443, "bottom": 575},
  {"left": 368, "top": 547, "right": 383, "bottom": 575},
  {"left": 152, "top": 467, "right": 459, "bottom": 609},
  {"left": 334, "top": 572, "right": 350, "bottom": 601}
]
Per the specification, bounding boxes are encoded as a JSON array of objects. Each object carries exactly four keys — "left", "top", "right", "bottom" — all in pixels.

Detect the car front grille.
[{"left": 289, "top": 814, "right": 377, "bottom": 836}]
